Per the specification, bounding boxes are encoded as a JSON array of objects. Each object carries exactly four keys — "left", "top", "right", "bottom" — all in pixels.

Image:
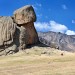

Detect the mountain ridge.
[{"left": 38, "top": 31, "right": 75, "bottom": 52}]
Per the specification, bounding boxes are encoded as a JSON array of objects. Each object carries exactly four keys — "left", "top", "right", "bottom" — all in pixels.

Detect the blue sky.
[{"left": 0, "top": 0, "right": 75, "bottom": 35}]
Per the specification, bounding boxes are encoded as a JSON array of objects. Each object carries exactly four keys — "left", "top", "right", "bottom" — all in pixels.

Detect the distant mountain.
[
  {"left": 70, "top": 35, "right": 75, "bottom": 39},
  {"left": 38, "top": 31, "right": 75, "bottom": 52}
]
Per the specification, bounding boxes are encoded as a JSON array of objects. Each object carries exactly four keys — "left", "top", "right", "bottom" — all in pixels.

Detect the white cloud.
[
  {"left": 34, "top": 20, "right": 75, "bottom": 35},
  {"left": 34, "top": 20, "right": 67, "bottom": 33},
  {"left": 34, "top": 22, "right": 50, "bottom": 32},
  {"left": 62, "top": 4, "right": 67, "bottom": 10},
  {"left": 66, "top": 30, "right": 75, "bottom": 35},
  {"left": 50, "top": 21, "right": 68, "bottom": 33}
]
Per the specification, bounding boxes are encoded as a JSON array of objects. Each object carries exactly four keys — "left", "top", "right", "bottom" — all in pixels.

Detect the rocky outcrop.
[
  {"left": 13, "top": 5, "right": 38, "bottom": 45},
  {"left": 38, "top": 31, "right": 75, "bottom": 52},
  {"left": 0, "top": 17, "right": 16, "bottom": 46},
  {"left": 0, "top": 5, "right": 38, "bottom": 56},
  {"left": 0, "top": 17, "right": 18, "bottom": 55}
]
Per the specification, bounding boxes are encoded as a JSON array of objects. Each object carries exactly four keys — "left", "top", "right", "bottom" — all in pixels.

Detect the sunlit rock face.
[
  {"left": 13, "top": 5, "right": 36, "bottom": 24},
  {"left": 0, "top": 17, "right": 18, "bottom": 55}
]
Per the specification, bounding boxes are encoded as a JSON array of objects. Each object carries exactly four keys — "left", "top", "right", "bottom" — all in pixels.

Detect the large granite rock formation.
[
  {"left": 38, "top": 31, "right": 75, "bottom": 52},
  {"left": 0, "top": 17, "right": 18, "bottom": 55},
  {"left": 13, "top": 5, "right": 38, "bottom": 45},
  {"left": 0, "top": 17, "right": 16, "bottom": 46},
  {"left": 0, "top": 5, "right": 38, "bottom": 56}
]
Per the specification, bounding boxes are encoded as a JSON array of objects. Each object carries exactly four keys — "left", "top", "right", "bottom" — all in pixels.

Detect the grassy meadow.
[{"left": 0, "top": 46, "right": 75, "bottom": 75}]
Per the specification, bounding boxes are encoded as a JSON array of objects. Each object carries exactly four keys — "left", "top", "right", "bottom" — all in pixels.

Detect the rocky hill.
[{"left": 38, "top": 31, "right": 75, "bottom": 52}]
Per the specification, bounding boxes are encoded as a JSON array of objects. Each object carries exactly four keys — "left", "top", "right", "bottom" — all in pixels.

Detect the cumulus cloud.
[
  {"left": 50, "top": 21, "right": 67, "bottom": 33},
  {"left": 34, "top": 20, "right": 67, "bottom": 33},
  {"left": 66, "top": 30, "right": 75, "bottom": 35},
  {"left": 62, "top": 4, "right": 67, "bottom": 10},
  {"left": 34, "top": 20, "right": 75, "bottom": 35},
  {"left": 34, "top": 22, "right": 50, "bottom": 32}
]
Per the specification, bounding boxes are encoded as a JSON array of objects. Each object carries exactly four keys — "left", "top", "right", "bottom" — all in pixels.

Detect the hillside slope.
[{"left": 38, "top": 31, "right": 75, "bottom": 52}]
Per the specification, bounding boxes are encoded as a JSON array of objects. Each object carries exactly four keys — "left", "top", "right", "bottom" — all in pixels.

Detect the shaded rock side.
[
  {"left": 19, "top": 26, "right": 29, "bottom": 50},
  {"left": 38, "top": 31, "right": 75, "bottom": 52},
  {"left": 22, "top": 22, "right": 38, "bottom": 44},
  {"left": 13, "top": 5, "right": 36, "bottom": 24},
  {"left": 12, "top": 25, "right": 29, "bottom": 51}
]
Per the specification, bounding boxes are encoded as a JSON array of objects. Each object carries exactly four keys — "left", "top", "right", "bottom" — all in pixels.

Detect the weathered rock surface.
[
  {"left": 13, "top": 5, "right": 38, "bottom": 45},
  {"left": 0, "top": 17, "right": 16, "bottom": 46},
  {"left": 22, "top": 22, "right": 38, "bottom": 44},
  {"left": 19, "top": 26, "right": 28, "bottom": 50},
  {"left": 0, "top": 17, "right": 29, "bottom": 56},
  {"left": 38, "top": 31, "right": 75, "bottom": 52},
  {"left": 0, "top": 17, "right": 18, "bottom": 55},
  {"left": 13, "top": 5, "right": 36, "bottom": 24},
  {"left": 13, "top": 26, "right": 29, "bottom": 51}
]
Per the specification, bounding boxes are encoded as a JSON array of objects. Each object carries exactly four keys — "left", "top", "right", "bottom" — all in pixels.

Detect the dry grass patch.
[{"left": 0, "top": 46, "right": 75, "bottom": 75}]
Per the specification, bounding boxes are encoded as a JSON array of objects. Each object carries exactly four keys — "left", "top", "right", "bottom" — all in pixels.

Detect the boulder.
[
  {"left": 13, "top": 5, "right": 36, "bottom": 24},
  {"left": 38, "top": 31, "right": 75, "bottom": 52},
  {"left": 0, "top": 44, "right": 17, "bottom": 56},
  {"left": 0, "top": 17, "right": 18, "bottom": 55},
  {"left": 0, "top": 17, "right": 16, "bottom": 46},
  {"left": 13, "top": 5, "right": 38, "bottom": 45}
]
